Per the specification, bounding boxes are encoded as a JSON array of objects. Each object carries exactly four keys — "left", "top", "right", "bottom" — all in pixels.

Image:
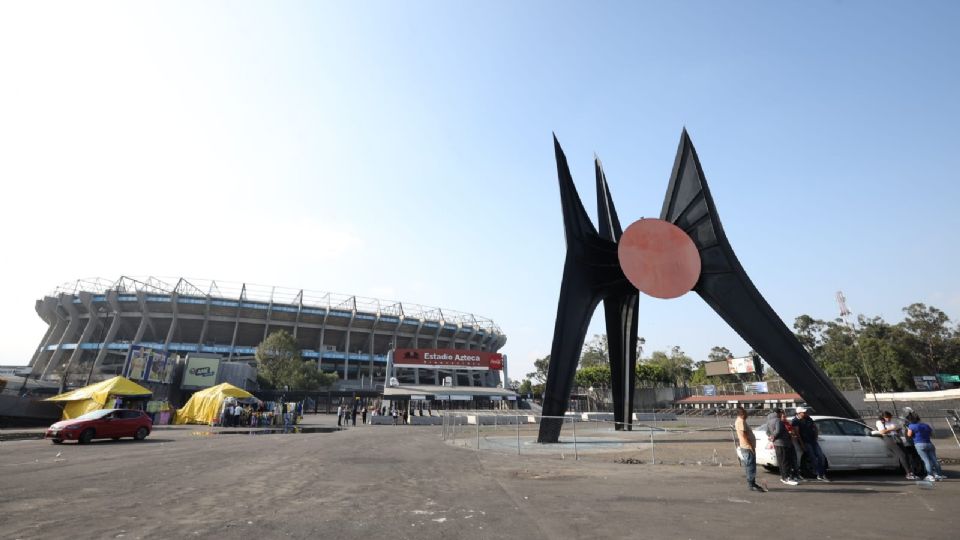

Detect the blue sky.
[{"left": 1, "top": 1, "right": 958, "bottom": 381}]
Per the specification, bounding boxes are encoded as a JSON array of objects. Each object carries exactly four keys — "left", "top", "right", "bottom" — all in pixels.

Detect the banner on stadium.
[
  {"left": 393, "top": 349, "right": 503, "bottom": 371},
  {"left": 181, "top": 354, "right": 221, "bottom": 388},
  {"left": 703, "top": 385, "right": 717, "bottom": 396},
  {"left": 126, "top": 345, "right": 174, "bottom": 383}
]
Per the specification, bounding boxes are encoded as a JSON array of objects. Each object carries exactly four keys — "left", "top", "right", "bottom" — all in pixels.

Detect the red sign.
[{"left": 394, "top": 349, "right": 503, "bottom": 371}]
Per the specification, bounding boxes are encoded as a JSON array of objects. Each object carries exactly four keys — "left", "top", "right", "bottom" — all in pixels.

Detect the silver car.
[{"left": 751, "top": 415, "right": 900, "bottom": 474}]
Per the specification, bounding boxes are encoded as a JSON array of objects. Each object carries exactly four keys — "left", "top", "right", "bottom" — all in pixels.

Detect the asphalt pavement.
[{"left": 1, "top": 415, "right": 958, "bottom": 539}]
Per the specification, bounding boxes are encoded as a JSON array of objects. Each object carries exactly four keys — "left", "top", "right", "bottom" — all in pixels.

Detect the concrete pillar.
[
  {"left": 263, "top": 286, "right": 275, "bottom": 340},
  {"left": 41, "top": 294, "right": 83, "bottom": 380},
  {"left": 316, "top": 307, "right": 329, "bottom": 372},
  {"left": 343, "top": 309, "right": 356, "bottom": 381},
  {"left": 87, "top": 291, "right": 123, "bottom": 384},
  {"left": 163, "top": 292, "right": 179, "bottom": 353},
  {"left": 31, "top": 297, "right": 66, "bottom": 377},
  {"left": 228, "top": 285, "right": 244, "bottom": 362},
  {"left": 197, "top": 296, "right": 212, "bottom": 348}
]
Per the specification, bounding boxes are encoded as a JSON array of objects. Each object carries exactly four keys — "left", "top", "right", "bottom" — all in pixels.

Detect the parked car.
[
  {"left": 45, "top": 408, "right": 152, "bottom": 444},
  {"left": 752, "top": 415, "right": 899, "bottom": 474}
]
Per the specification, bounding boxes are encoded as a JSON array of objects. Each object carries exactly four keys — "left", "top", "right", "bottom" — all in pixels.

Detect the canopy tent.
[
  {"left": 175, "top": 383, "right": 255, "bottom": 425},
  {"left": 45, "top": 376, "right": 153, "bottom": 419}
]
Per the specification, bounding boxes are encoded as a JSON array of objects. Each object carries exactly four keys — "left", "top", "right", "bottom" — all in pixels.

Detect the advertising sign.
[
  {"left": 703, "top": 385, "right": 717, "bottom": 396},
  {"left": 746, "top": 382, "right": 768, "bottom": 394},
  {"left": 181, "top": 355, "right": 221, "bottom": 388},
  {"left": 704, "top": 360, "right": 730, "bottom": 377},
  {"left": 127, "top": 346, "right": 150, "bottom": 380},
  {"left": 394, "top": 349, "right": 504, "bottom": 371},
  {"left": 727, "top": 356, "right": 756, "bottom": 374}
]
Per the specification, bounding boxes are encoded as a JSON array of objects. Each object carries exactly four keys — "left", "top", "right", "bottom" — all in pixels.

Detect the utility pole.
[{"left": 836, "top": 291, "right": 881, "bottom": 413}]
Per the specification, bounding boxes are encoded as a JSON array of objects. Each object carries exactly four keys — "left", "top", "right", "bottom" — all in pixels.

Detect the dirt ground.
[{"left": 2, "top": 415, "right": 959, "bottom": 539}]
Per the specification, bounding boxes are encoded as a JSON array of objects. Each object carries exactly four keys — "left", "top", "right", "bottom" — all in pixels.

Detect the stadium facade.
[{"left": 28, "top": 277, "right": 507, "bottom": 388}]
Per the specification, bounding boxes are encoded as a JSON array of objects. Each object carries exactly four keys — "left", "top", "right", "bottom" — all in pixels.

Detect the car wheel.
[
  {"left": 52, "top": 439, "right": 63, "bottom": 444},
  {"left": 78, "top": 429, "right": 95, "bottom": 444},
  {"left": 134, "top": 427, "right": 148, "bottom": 441}
]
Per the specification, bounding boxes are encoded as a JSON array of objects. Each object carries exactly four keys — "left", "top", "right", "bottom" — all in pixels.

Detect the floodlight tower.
[{"left": 836, "top": 291, "right": 881, "bottom": 412}]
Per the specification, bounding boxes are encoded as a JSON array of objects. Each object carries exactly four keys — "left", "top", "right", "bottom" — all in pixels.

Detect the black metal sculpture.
[
  {"left": 538, "top": 130, "right": 858, "bottom": 444},
  {"left": 538, "top": 137, "right": 639, "bottom": 444}
]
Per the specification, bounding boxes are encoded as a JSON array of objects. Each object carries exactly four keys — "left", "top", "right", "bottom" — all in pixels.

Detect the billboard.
[
  {"left": 127, "top": 346, "right": 178, "bottom": 383},
  {"left": 394, "top": 349, "right": 503, "bottom": 371},
  {"left": 727, "top": 356, "right": 756, "bottom": 374},
  {"left": 181, "top": 354, "right": 221, "bottom": 388},
  {"left": 704, "top": 356, "right": 757, "bottom": 376},
  {"left": 704, "top": 360, "right": 730, "bottom": 377}
]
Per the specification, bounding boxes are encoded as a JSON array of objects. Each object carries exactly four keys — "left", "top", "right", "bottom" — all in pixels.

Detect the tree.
[
  {"left": 255, "top": 330, "right": 338, "bottom": 390},
  {"left": 575, "top": 365, "right": 611, "bottom": 388},
  {"left": 256, "top": 330, "right": 302, "bottom": 388},
  {"left": 899, "top": 303, "right": 953, "bottom": 375},
  {"left": 708, "top": 346, "right": 732, "bottom": 363},
  {"left": 580, "top": 334, "right": 608, "bottom": 368},
  {"left": 526, "top": 355, "right": 551, "bottom": 384},
  {"left": 518, "top": 379, "right": 533, "bottom": 396},
  {"left": 645, "top": 347, "right": 693, "bottom": 386}
]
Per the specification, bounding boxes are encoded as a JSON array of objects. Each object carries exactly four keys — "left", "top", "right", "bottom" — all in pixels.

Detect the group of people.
[
  {"left": 733, "top": 406, "right": 822, "bottom": 492},
  {"left": 335, "top": 404, "right": 368, "bottom": 427},
  {"left": 875, "top": 408, "right": 945, "bottom": 482},
  {"left": 734, "top": 405, "right": 946, "bottom": 493}
]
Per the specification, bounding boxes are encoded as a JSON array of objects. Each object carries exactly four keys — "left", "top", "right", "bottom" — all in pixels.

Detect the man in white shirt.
[{"left": 876, "top": 411, "right": 915, "bottom": 480}]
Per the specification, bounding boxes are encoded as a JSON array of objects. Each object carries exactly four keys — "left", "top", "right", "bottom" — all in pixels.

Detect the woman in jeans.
[{"left": 906, "top": 416, "right": 946, "bottom": 481}]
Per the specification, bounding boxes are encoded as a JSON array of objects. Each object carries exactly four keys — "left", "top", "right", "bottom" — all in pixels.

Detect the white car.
[{"left": 751, "top": 415, "right": 900, "bottom": 474}]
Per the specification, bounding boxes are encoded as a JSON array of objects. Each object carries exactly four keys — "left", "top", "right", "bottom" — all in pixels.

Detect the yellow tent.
[
  {"left": 45, "top": 376, "right": 153, "bottom": 419},
  {"left": 175, "top": 383, "right": 254, "bottom": 425}
]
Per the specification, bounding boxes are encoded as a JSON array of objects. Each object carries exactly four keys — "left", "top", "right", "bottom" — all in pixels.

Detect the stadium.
[{"left": 26, "top": 276, "right": 507, "bottom": 389}]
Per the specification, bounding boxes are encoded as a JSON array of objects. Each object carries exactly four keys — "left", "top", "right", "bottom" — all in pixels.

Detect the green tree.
[
  {"left": 642, "top": 347, "right": 693, "bottom": 385},
  {"left": 255, "top": 330, "right": 340, "bottom": 390},
  {"left": 898, "top": 303, "right": 954, "bottom": 375},
  {"left": 580, "top": 334, "right": 609, "bottom": 368},
  {"left": 636, "top": 362, "right": 668, "bottom": 385},
  {"left": 518, "top": 379, "right": 533, "bottom": 396},
  {"left": 575, "top": 364, "right": 611, "bottom": 388},
  {"left": 255, "top": 330, "right": 302, "bottom": 388},
  {"left": 708, "top": 346, "right": 732, "bottom": 363},
  {"left": 526, "top": 354, "right": 551, "bottom": 384}
]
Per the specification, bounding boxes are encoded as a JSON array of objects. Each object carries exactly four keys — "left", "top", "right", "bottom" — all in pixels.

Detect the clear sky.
[{"left": 1, "top": 1, "right": 958, "bottom": 382}]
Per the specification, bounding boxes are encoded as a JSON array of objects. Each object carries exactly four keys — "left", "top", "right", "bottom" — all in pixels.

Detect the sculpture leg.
[
  {"left": 538, "top": 264, "right": 601, "bottom": 443},
  {"left": 604, "top": 295, "right": 638, "bottom": 431}
]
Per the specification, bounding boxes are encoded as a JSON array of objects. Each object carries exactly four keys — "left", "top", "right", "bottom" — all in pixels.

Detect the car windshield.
[{"left": 71, "top": 409, "right": 114, "bottom": 421}]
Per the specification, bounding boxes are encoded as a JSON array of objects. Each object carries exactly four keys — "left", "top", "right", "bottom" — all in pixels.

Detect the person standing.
[
  {"left": 336, "top": 404, "right": 343, "bottom": 427},
  {"left": 899, "top": 407, "right": 924, "bottom": 478},
  {"left": 791, "top": 407, "right": 828, "bottom": 481},
  {"left": 766, "top": 408, "right": 799, "bottom": 486},
  {"left": 876, "top": 411, "right": 917, "bottom": 480},
  {"left": 362, "top": 408, "right": 368, "bottom": 425},
  {"left": 906, "top": 416, "right": 946, "bottom": 481},
  {"left": 233, "top": 402, "right": 242, "bottom": 428},
  {"left": 735, "top": 407, "right": 765, "bottom": 492},
  {"left": 391, "top": 406, "right": 398, "bottom": 425}
]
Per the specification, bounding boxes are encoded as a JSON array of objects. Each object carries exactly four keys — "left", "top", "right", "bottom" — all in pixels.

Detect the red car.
[{"left": 45, "top": 408, "right": 152, "bottom": 444}]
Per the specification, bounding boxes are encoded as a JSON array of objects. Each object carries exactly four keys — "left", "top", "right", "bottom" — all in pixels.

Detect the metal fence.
[
  {"left": 436, "top": 410, "right": 746, "bottom": 466},
  {"left": 434, "top": 409, "right": 960, "bottom": 464}
]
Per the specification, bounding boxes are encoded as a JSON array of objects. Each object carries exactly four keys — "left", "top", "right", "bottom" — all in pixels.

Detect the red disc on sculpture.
[{"left": 618, "top": 218, "right": 701, "bottom": 299}]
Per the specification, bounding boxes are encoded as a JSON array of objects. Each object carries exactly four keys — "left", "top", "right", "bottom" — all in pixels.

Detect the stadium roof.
[{"left": 50, "top": 276, "right": 502, "bottom": 334}]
